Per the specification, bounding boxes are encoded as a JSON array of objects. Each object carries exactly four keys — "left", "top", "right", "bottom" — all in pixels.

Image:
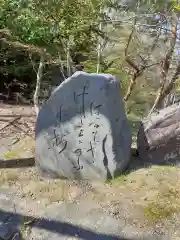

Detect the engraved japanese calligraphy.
[
  {"left": 90, "top": 102, "right": 102, "bottom": 116},
  {"left": 75, "top": 86, "right": 88, "bottom": 118},
  {"left": 87, "top": 141, "right": 95, "bottom": 161},
  {"left": 50, "top": 129, "right": 68, "bottom": 154},
  {"left": 56, "top": 105, "right": 63, "bottom": 122},
  {"left": 73, "top": 148, "right": 83, "bottom": 170},
  {"left": 36, "top": 72, "right": 132, "bottom": 181}
]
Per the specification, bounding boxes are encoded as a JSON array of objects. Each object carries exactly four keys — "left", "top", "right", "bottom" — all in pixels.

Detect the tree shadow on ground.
[
  {"left": 125, "top": 148, "right": 179, "bottom": 175},
  {"left": 0, "top": 209, "right": 134, "bottom": 240},
  {"left": 0, "top": 157, "right": 34, "bottom": 168},
  {"left": 0, "top": 151, "right": 178, "bottom": 174}
]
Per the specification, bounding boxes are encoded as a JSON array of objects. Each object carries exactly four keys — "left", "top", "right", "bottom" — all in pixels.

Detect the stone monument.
[{"left": 35, "top": 72, "right": 132, "bottom": 181}]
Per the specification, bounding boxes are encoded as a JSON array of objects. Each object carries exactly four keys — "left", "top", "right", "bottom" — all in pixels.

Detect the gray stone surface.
[
  {"left": 35, "top": 72, "right": 132, "bottom": 181},
  {"left": 137, "top": 103, "right": 180, "bottom": 165}
]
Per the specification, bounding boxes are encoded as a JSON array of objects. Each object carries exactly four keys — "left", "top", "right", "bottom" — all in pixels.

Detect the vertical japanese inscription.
[
  {"left": 90, "top": 102, "right": 93, "bottom": 115},
  {"left": 87, "top": 141, "right": 95, "bottom": 162},
  {"left": 56, "top": 104, "right": 63, "bottom": 122},
  {"left": 52, "top": 129, "right": 61, "bottom": 147},
  {"left": 76, "top": 86, "right": 88, "bottom": 118},
  {"left": 73, "top": 148, "right": 83, "bottom": 170},
  {"left": 78, "top": 129, "right": 83, "bottom": 137},
  {"left": 74, "top": 92, "right": 77, "bottom": 104},
  {"left": 58, "top": 140, "right": 67, "bottom": 154},
  {"left": 94, "top": 104, "right": 102, "bottom": 115},
  {"left": 51, "top": 129, "right": 67, "bottom": 154},
  {"left": 92, "top": 131, "right": 97, "bottom": 142},
  {"left": 116, "top": 117, "right": 120, "bottom": 123},
  {"left": 90, "top": 102, "right": 102, "bottom": 116}
]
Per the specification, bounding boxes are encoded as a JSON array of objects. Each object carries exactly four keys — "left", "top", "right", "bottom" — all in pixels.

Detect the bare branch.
[
  {"left": 148, "top": 20, "right": 178, "bottom": 115},
  {"left": 58, "top": 53, "right": 66, "bottom": 80},
  {"left": 123, "top": 61, "right": 160, "bottom": 102},
  {"left": 148, "top": 62, "right": 167, "bottom": 116},
  {"left": 123, "top": 18, "right": 161, "bottom": 102},
  {"left": 161, "top": 61, "right": 180, "bottom": 100},
  {"left": 163, "top": 21, "right": 177, "bottom": 74},
  {"left": 124, "top": 72, "right": 141, "bottom": 101},
  {"left": 0, "top": 117, "right": 21, "bottom": 132},
  {"left": 143, "top": 31, "right": 162, "bottom": 65},
  {"left": 125, "top": 18, "right": 137, "bottom": 57},
  {"left": 12, "top": 122, "right": 33, "bottom": 139},
  {"left": 125, "top": 56, "right": 140, "bottom": 72}
]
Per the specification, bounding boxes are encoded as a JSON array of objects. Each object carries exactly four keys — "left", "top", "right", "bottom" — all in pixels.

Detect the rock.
[
  {"left": 137, "top": 103, "right": 180, "bottom": 165},
  {"left": 35, "top": 72, "right": 132, "bottom": 181}
]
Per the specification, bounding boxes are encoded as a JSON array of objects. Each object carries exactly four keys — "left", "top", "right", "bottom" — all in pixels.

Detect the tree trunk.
[
  {"left": 164, "top": 93, "right": 175, "bottom": 108},
  {"left": 66, "top": 40, "right": 72, "bottom": 77},
  {"left": 97, "top": 21, "right": 102, "bottom": 73},
  {"left": 148, "top": 20, "right": 178, "bottom": 116},
  {"left": 33, "top": 55, "right": 44, "bottom": 116}
]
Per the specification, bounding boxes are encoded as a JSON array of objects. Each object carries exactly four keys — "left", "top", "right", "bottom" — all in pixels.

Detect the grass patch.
[
  {"left": 3, "top": 151, "right": 20, "bottom": 159},
  {"left": 149, "top": 165, "right": 179, "bottom": 174},
  {"left": 0, "top": 169, "right": 19, "bottom": 184},
  {"left": 109, "top": 174, "right": 128, "bottom": 185},
  {"left": 0, "top": 167, "right": 38, "bottom": 186},
  {"left": 23, "top": 180, "right": 70, "bottom": 203},
  {"left": 144, "top": 202, "right": 178, "bottom": 222},
  {"left": 144, "top": 185, "right": 180, "bottom": 223},
  {"left": 101, "top": 166, "right": 180, "bottom": 224}
]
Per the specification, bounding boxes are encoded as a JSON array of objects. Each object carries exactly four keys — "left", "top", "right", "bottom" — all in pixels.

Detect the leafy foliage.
[
  {"left": 1, "top": 0, "right": 180, "bottom": 119},
  {"left": 0, "top": 0, "right": 112, "bottom": 91},
  {"left": 0, "top": 0, "right": 111, "bottom": 58}
]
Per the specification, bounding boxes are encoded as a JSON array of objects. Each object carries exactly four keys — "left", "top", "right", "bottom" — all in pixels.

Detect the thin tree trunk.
[
  {"left": 160, "top": 61, "right": 180, "bottom": 99},
  {"left": 97, "top": 21, "right": 102, "bottom": 73},
  {"left": 66, "top": 40, "right": 72, "bottom": 77},
  {"left": 148, "top": 20, "right": 178, "bottom": 116},
  {"left": 123, "top": 17, "right": 160, "bottom": 101},
  {"left": 124, "top": 70, "right": 142, "bottom": 101},
  {"left": 164, "top": 93, "right": 176, "bottom": 107},
  {"left": 33, "top": 55, "right": 44, "bottom": 116},
  {"left": 58, "top": 53, "right": 66, "bottom": 80},
  {"left": 148, "top": 81, "right": 166, "bottom": 116}
]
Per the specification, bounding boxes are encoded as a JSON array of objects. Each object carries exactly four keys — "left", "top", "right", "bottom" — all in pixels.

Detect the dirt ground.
[{"left": 1, "top": 103, "right": 180, "bottom": 239}]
